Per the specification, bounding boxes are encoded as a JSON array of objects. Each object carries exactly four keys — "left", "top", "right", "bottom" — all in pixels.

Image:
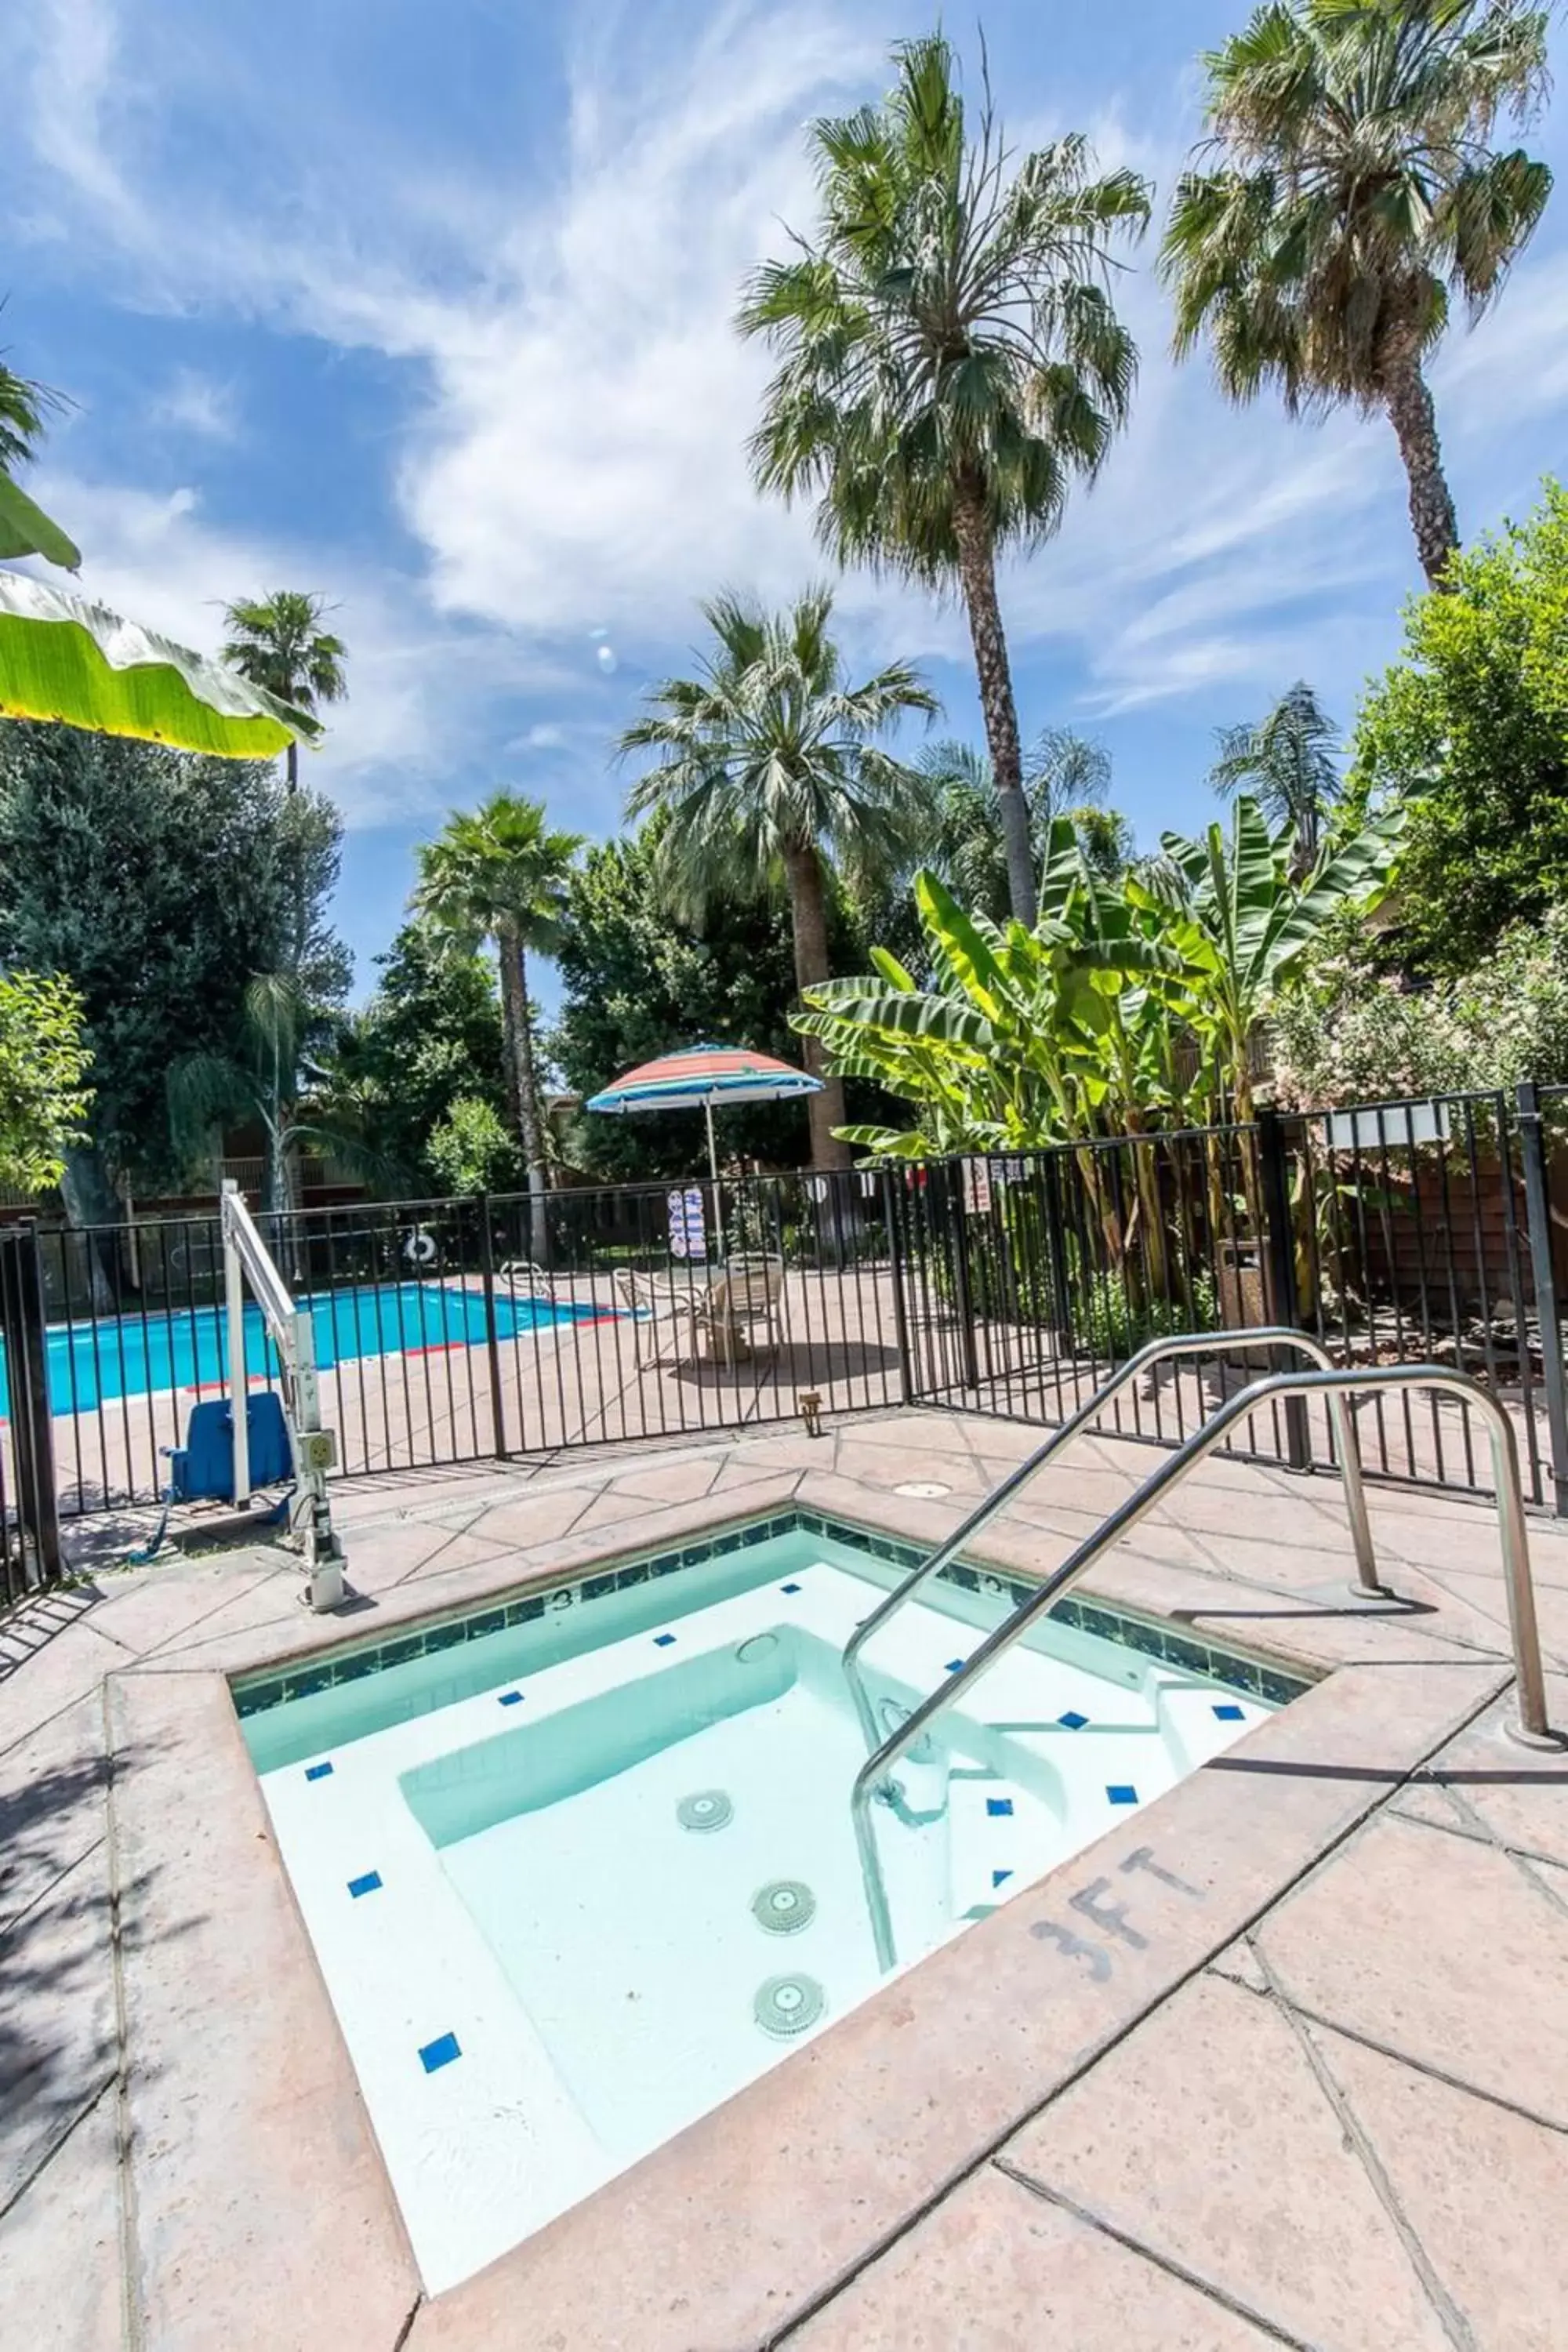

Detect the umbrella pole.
[{"left": 705, "top": 1098, "right": 724, "bottom": 1265}]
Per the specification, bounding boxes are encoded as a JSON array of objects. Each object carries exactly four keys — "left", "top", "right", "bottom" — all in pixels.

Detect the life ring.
[{"left": 403, "top": 1225, "right": 437, "bottom": 1268}]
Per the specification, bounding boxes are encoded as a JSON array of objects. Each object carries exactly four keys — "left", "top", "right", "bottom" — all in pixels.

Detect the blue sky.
[{"left": 4, "top": 0, "right": 1566, "bottom": 1011}]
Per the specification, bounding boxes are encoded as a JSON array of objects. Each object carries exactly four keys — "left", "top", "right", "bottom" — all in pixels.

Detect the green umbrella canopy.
[{"left": 0, "top": 468, "right": 317, "bottom": 760}]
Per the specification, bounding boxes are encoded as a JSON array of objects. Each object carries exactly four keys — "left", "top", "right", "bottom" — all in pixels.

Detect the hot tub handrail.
[
  {"left": 852, "top": 1363, "right": 1555, "bottom": 1976},
  {"left": 842, "top": 1325, "right": 1378, "bottom": 1771}
]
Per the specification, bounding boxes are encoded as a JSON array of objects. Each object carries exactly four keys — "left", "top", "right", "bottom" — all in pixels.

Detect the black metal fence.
[
  {"left": 5, "top": 1167, "right": 909, "bottom": 1530},
  {"left": 3, "top": 1080, "right": 1567, "bottom": 1588},
  {"left": 897, "top": 1085, "right": 1568, "bottom": 1511}
]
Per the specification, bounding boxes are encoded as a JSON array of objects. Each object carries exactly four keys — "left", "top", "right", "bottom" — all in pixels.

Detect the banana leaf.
[
  {"left": 0, "top": 568, "right": 317, "bottom": 758},
  {"left": 0, "top": 474, "right": 82, "bottom": 568}
]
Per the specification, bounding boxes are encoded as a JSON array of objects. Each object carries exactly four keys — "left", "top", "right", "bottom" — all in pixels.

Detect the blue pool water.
[
  {"left": 0, "top": 1281, "right": 604, "bottom": 1415},
  {"left": 239, "top": 1515, "right": 1292, "bottom": 2288}
]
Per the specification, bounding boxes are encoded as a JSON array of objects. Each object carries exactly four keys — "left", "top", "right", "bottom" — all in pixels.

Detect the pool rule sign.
[{"left": 667, "top": 1188, "right": 708, "bottom": 1260}]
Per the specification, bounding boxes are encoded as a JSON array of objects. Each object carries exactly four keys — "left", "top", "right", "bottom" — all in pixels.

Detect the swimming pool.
[
  {"left": 238, "top": 1510, "right": 1303, "bottom": 2292},
  {"left": 0, "top": 1280, "right": 605, "bottom": 1414}
]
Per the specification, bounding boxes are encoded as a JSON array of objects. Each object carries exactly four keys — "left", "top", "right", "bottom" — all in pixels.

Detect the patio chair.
[
  {"left": 706, "top": 1253, "right": 789, "bottom": 1363},
  {"left": 613, "top": 1265, "right": 707, "bottom": 1370}
]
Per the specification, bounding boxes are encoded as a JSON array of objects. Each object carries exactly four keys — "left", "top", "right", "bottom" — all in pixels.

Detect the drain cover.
[
  {"left": 894, "top": 1480, "right": 952, "bottom": 1498},
  {"left": 754, "top": 1973, "right": 826, "bottom": 2038},
  {"left": 751, "top": 1878, "right": 816, "bottom": 1935},
  {"left": 736, "top": 1632, "right": 779, "bottom": 1664},
  {"left": 677, "top": 1789, "right": 734, "bottom": 1834}
]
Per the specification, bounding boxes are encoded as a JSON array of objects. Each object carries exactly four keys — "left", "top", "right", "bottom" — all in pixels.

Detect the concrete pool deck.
[{"left": 2, "top": 1406, "right": 1566, "bottom": 2348}]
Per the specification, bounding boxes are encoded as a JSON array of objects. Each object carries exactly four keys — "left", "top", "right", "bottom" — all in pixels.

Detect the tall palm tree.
[
  {"left": 413, "top": 795, "right": 583, "bottom": 1224},
  {"left": 738, "top": 34, "right": 1151, "bottom": 926},
  {"left": 221, "top": 591, "right": 348, "bottom": 789},
  {"left": 620, "top": 588, "right": 938, "bottom": 1171},
  {"left": 1161, "top": 0, "right": 1552, "bottom": 588},
  {"left": 914, "top": 728, "right": 1117, "bottom": 922},
  {"left": 1210, "top": 681, "right": 1342, "bottom": 871}
]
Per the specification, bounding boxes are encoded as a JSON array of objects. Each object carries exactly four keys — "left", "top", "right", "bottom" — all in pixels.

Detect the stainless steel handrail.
[
  {"left": 843, "top": 1327, "right": 1380, "bottom": 1775},
  {"left": 852, "top": 1363, "right": 1556, "bottom": 1975}
]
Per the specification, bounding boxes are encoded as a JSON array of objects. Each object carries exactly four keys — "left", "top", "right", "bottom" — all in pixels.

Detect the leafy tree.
[
  {"left": 620, "top": 588, "right": 936, "bottom": 1169},
  {"left": 1348, "top": 477, "right": 1568, "bottom": 971},
  {"left": 0, "top": 721, "right": 346, "bottom": 1203},
  {"left": 549, "top": 823, "right": 818, "bottom": 1182},
  {"left": 739, "top": 34, "right": 1150, "bottom": 923},
  {"left": 0, "top": 970, "right": 93, "bottom": 1192},
  {"left": 1163, "top": 0, "right": 1552, "bottom": 587},
  {"left": 1272, "top": 902, "right": 1568, "bottom": 1104},
  {"left": 413, "top": 796, "right": 583, "bottom": 1219},
  {"left": 221, "top": 591, "right": 348, "bottom": 792},
  {"left": 321, "top": 917, "right": 510, "bottom": 1193},
  {"left": 425, "top": 1096, "right": 520, "bottom": 1196},
  {"left": 1210, "top": 681, "right": 1342, "bottom": 872}
]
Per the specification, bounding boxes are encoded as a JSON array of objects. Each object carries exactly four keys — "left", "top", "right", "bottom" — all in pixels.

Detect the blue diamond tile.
[
  {"left": 1058, "top": 1711, "right": 1088, "bottom": 1731},
  {"left": 1213, "top": 1702, "right": 1245, "bottom": 1722},
  {"left": 653, "top": 1632, "right": 676, "bottom": 1647},
  {"left": 304, "top": 1761, "right": 334, "bottom": 1782},
  {"left": 945, "top": 1658, "right": 966, "bottom": 1675},
  {"left": 347, "top": 1871, "right": 382, "bottom": 1899},
  {"left": 419, "top": 2032, "right": 461, "bottom": 2074},
  {"left": 498, "top": 1690, "right": 523, "bottom": 1707},
  {"left": 780, "top": 1582, "right": 802, "bottom": 1595},
  {"left": 985, "top": 1797, "right": 1014, "bottom": 1817},
  {"left": 991, "top": 1868, "right": 1013, "bottom": 1888},
  {"left": 1106, "top": 1784, "right": 1139, "bottom": 1806}
]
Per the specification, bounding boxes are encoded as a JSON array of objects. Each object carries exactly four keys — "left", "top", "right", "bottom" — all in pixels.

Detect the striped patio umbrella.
[{"left": 586, "top": 1044, "right": 822, "bottom": 1255}]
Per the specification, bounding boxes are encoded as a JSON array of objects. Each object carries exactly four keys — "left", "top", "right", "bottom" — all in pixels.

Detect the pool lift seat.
[{"left": 220, "top": 1180, "right": 347, "bottom": 1612}]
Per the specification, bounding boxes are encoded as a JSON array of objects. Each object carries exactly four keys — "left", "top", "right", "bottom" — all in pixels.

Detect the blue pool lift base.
[{"left": 165, "top": 1391, "right": 293, "bottom": 1504}]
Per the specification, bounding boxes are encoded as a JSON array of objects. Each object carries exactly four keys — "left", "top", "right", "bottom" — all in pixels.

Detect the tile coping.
[{"left": 228, "top": 1501, "right": 1315, "bottom": 1722}]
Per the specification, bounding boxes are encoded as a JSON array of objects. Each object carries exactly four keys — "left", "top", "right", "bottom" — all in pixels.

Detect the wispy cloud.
[
  {"left": 31, "top": 467, "right": 561, "bottom": 826},
  {"left": 151, "top": 367, "right": 241, "bottom": 442},
  {"left": 7, "top": 0, "right": 1568, "bottom": 793}
]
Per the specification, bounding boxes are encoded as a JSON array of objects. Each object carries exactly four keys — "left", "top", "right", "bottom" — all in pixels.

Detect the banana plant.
[
  {"left": 1132, "top": 795, "right": 1403, "bottom": 1123},
  {"left": 1133, "top": 794, "right": 1402, "bottom": 1250},
  {"left": 793, "top": 865, "right": 1181, "bottom": 1156}
]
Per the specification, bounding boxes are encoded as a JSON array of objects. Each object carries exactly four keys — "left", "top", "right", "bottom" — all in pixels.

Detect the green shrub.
[{"left": 1073, "top": 1268, "right": 1217, "bottom": 1359}]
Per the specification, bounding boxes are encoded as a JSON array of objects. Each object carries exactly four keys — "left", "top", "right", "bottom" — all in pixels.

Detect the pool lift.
[{"left": 220, "top": 1179, "right": 347, "bottom": 1612}]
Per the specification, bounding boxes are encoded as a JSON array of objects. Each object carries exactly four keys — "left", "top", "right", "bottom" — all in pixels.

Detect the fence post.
[
  {"left": 945, "top": 1161, "right": 981, "bottom": 1392},
  {"left": 881, "top": 1169, "right": 916, "bottom": 1406},
  {"left": 1256, "top": 1108, "right": 1312, "bottom": 1472},
  {"left": 1516, "top": 1081, "right": 1568, "bottom": 1515},
  {"left": 477, "top": 1194, "right": 509, "bottom": 1460},
  {"left": 1, "top": 1221, "right": 62, "bottom": 1583},
  {"left": 1040, "top": 1149, "right": 1075, "bottom": 1342}
]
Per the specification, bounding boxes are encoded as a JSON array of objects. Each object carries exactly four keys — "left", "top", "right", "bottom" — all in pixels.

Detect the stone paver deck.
[{"left": 2, "top": 1406, "right": 1566, "bottom": 2349}]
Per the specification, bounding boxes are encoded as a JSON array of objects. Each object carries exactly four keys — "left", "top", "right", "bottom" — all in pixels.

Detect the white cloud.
[
  {"left": 8, "top": 0, "right": 1568, "bottom": 775},
  {"left": 151, "top": 367, "right": 241, "bottom": 443},
  {"left": 30, "top": 468, "right": 555, "bottom": 826}
]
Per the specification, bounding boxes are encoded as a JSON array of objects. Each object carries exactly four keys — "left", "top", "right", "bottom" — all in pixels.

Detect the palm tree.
[
  {"left": 1162, "top": 0, "right": 1552, "bottom": 588},
  {"left": 914, "top": 728, "right": 1119, "bottom": 921},
  {"left": 221, "top": 591, "right": 348, "bottom": 789},
  {"left": 1210, "top": 681, "right": 1342, "bottom": 871},
  {"left": 739, "top": 34, "right": 1151, "bottom": 925},
  {"left": 413, "top": 796, "right": 583, "bottom": 1229},
  {"left": 0, "top": 358, "right": 57, "bottom": 470},
  {"left": 619, "top": 588, "right": 938, "bottom": 1171}
]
